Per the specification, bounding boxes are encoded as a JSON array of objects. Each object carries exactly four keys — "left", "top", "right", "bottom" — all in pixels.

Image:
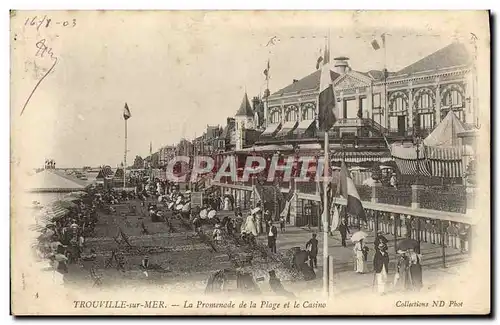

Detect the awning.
[
  {"left": 425, "top": 146, "right": 463, "bottom": 161},
  {"left": 331, "top": 151, "right": 392, "bottom": 163},
  {"left": 276, "top": 121, "right": 298, "bottom": 137},
  {"left": 425, "top": 146, "right": 464, "bottom": 178},
  {"left": 428, "top": 160, "right": 463, "bottom": 178},
  {"left": 261, "top": 123, "right": 281, "bottom": 136},
  {"left": 295, "top": 119, "right": 315, "bottom": 135},
  {"left": 394, "top": 158, "right": 433, "bottom": 176},
  {"left": 236, "top": 144, "right": 294, "bottom": 153}
]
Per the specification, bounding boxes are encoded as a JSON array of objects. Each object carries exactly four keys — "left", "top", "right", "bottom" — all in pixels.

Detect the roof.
[
  {"left": 235, "top": 93, "right": 254, "bottom": 117},
  {"left": 395, "top": 42, "right": 471, "bottom": 76},
  {"left": 27, "top": 169, "right": 85, "bottom": 192},
  {"left": 271, "top": 69, "right": 340, "bottom": 97}
]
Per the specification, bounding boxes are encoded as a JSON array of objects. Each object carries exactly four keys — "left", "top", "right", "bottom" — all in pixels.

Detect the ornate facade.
[{"left": 263, "top": 42, "right": 477, "bottom": 141}]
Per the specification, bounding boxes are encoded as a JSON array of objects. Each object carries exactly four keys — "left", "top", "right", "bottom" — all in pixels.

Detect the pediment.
[{"left": 333, "top": 72, "right": 371, "bottom": 89}]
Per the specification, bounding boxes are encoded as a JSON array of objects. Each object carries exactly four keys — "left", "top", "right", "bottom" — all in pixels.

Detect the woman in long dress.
[
  {"left": 393, "top": 251, "right": 410, "bottom": 291},
  {"left": 408, "top": 249, "right": 423, "bottom": 291},
  {"left": 223, "top": 197, "right": 231, "bottom": 211},
  {"left": 353, "top": 239, "right": 365, "bottom": 273}
]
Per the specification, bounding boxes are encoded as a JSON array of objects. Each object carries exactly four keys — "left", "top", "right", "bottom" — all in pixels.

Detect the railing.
[{"left": 212, "top": 181, "right": 473, "bottom": 216}]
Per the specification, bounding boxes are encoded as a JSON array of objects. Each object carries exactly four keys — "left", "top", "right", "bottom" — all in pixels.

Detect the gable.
[{"left": 334, "top": 72, "right": 371, "bottom": 89}]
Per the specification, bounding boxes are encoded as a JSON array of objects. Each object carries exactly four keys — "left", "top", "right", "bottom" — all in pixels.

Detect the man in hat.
[
  {"left": 267, "top": 222, "right": 278, "bottom": 253},
  {"left": 374, "top": 230, "right": 388, "bottom": 253},
  {"left": 373, "top": 243, "right": 389, "bottom": 294},
  {"left": 338, "top": 218, "right": 350, "bottom": 247},
  {"left": 305, "top": 233, "right": 319, "bottom": 269}
]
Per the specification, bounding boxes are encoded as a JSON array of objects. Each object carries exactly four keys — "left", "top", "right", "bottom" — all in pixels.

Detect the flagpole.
[
  {"left": 382, "top": 33, "right": 387, "bottom": 127},
  {"left": 323, "top": 131, "right": 329, "bottom": 296},
  {"left": 123, "top": 118, "right": 127, "bottom": 189}
]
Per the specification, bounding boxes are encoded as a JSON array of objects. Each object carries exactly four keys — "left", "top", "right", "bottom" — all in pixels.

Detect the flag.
[
  {"left": 330, "top": 205, "right": 340, "bottom": 231},
  {"left": 263, "top": 59, "right": 270, "bottom": 80},
  {"left": 323, "top": 42, "right": 330, "bottom": 65},
  {"left": 123, "top": 102, "right": 131, "bottom": 120},
  {"left": 319, "top": 180, "right": 333, "bottom": 225},
  {"left": 340, "top": 161, "right": 366, "bottom": 222},
  {"left": 318, "top": 57, "right": 336, "bottom": 131},
  {"left": 280, "top": 178, "right": 296, "bottom": 217},
  {"left": 316, "top": 56, "right": 323, "bottom": 70},
  {"left": 371, "top": 33, "right": 386, "bottom": 51}
]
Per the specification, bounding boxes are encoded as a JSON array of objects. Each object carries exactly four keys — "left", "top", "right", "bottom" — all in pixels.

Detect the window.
[
  {"left": 441, "top": 109, "right": 465, "bottom": 123},
  {"left": 285, "top": 107, "right": 298, "bottom": 122},
  {"left": 418, "top": 113, "right": 434, "bottom": 130},
  {"left": 360, "top": 97, "right": 368, "bottom": 118},
  {"left": 417, "top": 93, "right": 431, "bottom": 109},
  {"left": 373, "top": 93, "right": 381, "bottom": 108},
  {"left": 393, "top": 97, "right": 406, "bottom": 111},
  {"left": 444, "top": 90, "right": 463, "bottom": 107},
  {"left": 270, "top": 110, "right": 281, "bottom": 124},
  {"left": 373, "top": 112, "right": 384, "bottom": 127},
  {"left": 344, "top": 99, "right": 358, "bottom": 118},
  {"left": 302, "top": 103, "right": 315, "bottom": 120},
  {"left": 389, "top": 116, "right": 399, "bottom": 131}
]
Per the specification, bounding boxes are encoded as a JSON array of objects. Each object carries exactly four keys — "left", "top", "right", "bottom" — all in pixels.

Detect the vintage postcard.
[{"left": 10, "top": 10, "right": 490, "bottom": 315}]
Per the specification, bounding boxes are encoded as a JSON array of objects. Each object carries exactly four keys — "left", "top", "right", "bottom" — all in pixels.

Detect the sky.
[{"left": 10, "top": 11, "right": 488, "bottom": 169}]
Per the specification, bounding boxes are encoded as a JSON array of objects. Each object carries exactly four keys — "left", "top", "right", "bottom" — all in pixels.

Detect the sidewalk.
[{"left": 255, "top": 225, "right": 469, "bottom": 296}]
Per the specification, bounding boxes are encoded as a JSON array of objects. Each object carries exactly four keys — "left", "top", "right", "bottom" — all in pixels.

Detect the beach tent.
[
  {"left": 423, "top": 111, "right": 467, "bottom": 178},
  {"left": 391, "top": 111, "right": 467, "bottom": 178}
]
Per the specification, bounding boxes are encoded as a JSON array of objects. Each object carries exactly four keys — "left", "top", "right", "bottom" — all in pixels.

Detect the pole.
[
  {"left": 123, "top": 119, "right": 127, "bottom": 189},
  {"left": 323, "top": 132, "right": 329, "bottom": 295},
  {"left": 382, "top": 33, "right": 387, "bottom": 127},
  {"left": 441, "top": 221, "right": 446, "bottom": 268}
]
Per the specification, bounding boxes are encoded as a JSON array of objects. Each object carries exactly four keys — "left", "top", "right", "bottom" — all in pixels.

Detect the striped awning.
[
  {"left": 331, "top": 151, "right": 392, "bottom": 163},
  {"left": 393, "top": 158, "right": 432, "bottom": 176},
  {"left": 425, "top": 146, "right": 463, "bottom": 160},
  {"left": 261, "top": 123, "right": 281, "bottom": 136},
  {"left": 428, "top": 159, "right": 463, "bottom": 178},
  {"left": 276, "top": 121, "right": 298, "bottom": 137},
  {"left": 296, "top": 119, "right": 315, "bottom": 135}
]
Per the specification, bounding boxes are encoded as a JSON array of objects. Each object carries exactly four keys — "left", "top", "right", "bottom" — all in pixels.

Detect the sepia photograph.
[{"left": 9, "top": 10, "right": 490, "bottom": 315}]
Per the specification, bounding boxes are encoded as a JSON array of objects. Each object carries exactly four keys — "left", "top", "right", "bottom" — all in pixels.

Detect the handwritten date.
[{"left": 25, "top": 15, "right": 76, "bottom": 30}]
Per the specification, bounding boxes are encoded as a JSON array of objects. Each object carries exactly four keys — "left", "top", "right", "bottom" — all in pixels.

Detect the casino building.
[{"left": 216, "top": 41, "right": 479, "bottom": 185}]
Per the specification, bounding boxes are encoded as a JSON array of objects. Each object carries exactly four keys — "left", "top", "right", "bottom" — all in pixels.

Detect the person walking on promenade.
[
  {"left": 374, "top": 230, "right": 388, "bottom": 253},
  {"left": 373, "top": 243, "right": 389, "bottom": 294},
  {"left": 268, "top": 222, "right": 278, "bottom": 253},
  {"left": 264, "top": 210, "right": 272, "bottom": 234},
  {"left": 353, "top": 239, "right": 365, "bottom": 274},
  {"left": 338, "top": 218, "right": 350, "bottom": 247},
  {"left": 255, "top": 209, "right": 263, "bottom": 235},
  {"left": 305, "top": 233, "right": 318, "bottom": 269},
  {"left": 279, "top": 216, "right": 286, "bottom": 232}
]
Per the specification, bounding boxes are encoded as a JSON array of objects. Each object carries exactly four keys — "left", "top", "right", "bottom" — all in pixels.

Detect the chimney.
[
  {"left": 293, "top": 79, "right": 299, "bottom": 83},
  {"left": 333, "top": 56, "right": 350, "bottom": 74}
]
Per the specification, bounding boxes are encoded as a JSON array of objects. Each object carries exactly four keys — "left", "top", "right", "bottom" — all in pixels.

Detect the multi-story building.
[{"left": 263, "top": 42, "right": 477, "bottom": 142}]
